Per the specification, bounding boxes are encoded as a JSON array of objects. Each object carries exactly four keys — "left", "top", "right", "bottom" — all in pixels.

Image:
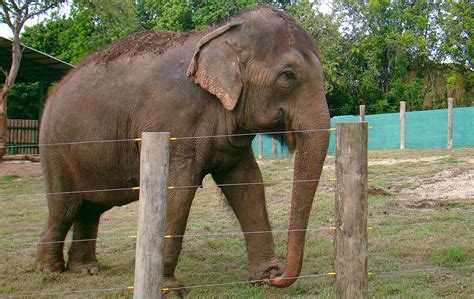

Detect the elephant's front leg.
[
  {"left": 162, "top": 171, "right": 199, "bottom": 296},
  {"left": 213, "top": 150, "right": 282, "bottom": 281}
]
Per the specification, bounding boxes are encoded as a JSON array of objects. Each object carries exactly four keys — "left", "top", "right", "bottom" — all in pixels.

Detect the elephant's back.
[
  {"left": 41, "top": 31, "right": 202, "bottom": 144},
  {"left": 79, "top": 30, "right": 195, "bottom": 66}
]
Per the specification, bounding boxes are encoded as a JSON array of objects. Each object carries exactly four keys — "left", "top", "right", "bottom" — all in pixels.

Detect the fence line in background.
[
  {"left": 448, "top": 98, "right": 454, "bottom": 149},
  {"left": 4, "top": 118, "right": 469, "bottom": 151},
  {"left": 7, "top": 119, "right": 39, "bottom": 155},
  {"left": 400, "top": 101, "right": 406, "bottom": 150},
  {"left": 5, "top": 105, "right": 472, "bottom": 157},
  {"left": 359, "top": 105, "right": 366, "bottom": 122},
  {"left": 2, "top": 127, "right": 333, "bottom": 154},
  {"left": 3, "top": 128, "right": 333, "bottom": 150}
]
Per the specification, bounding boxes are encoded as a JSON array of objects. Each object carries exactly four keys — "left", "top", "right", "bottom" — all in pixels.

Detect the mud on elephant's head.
[{"left": 188, "top": 6, "right": 330, "bottom": 287}]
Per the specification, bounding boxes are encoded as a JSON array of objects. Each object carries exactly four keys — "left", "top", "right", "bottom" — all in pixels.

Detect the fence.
[
  {"left": 1, "top": 124, "right": 471, "bottom": 298},
  {"left": 6, "top": 119, "right": 39, "bottom": 155},
  {"left": 7, "top": 105, "right": 473, "bottom": 158},
  {"left": 253, "top": 105, "right": 474, "bottom": 157}
]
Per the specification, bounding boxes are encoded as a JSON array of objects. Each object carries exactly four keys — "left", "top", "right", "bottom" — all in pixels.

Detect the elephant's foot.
[
  {"left": 248, "top": 261, "right": 284, "bottom": 283},
  {"left": 163, "top": 277, "right": 187, "bottom": 298},
  {"left": 37, "top": 260, "right": 65, "bottom": 274},
  {"left": 66, "top": 260, "right": 101, "bottom": 275}
]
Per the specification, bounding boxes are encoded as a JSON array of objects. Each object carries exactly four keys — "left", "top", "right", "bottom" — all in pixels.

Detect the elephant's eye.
[{"left": 277, "top": 70, "right": 297, "bottom": 90}]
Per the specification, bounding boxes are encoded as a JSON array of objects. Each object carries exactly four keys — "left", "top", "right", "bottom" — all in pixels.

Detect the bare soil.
[
  {"left": 2, "top": 152, "right": 473, "bottom": 200},
  {"left": 404, "top": 169, "right": 474, "bottom": 201},
  {"left": 0, "top": 161, "right": 42, "bottom": 178}
]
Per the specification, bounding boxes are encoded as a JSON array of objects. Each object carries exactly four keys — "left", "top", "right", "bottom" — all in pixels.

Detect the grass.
[
  {"left": 2, "top": 174, "right": 20, "bottom": 181},
  {"left": 1, "top": 148, "right": 473, "bottom": 298}
]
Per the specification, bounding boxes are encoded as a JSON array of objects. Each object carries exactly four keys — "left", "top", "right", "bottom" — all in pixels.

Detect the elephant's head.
[{"left": 187, "top": 7, "right": 330, "bottom": 287}]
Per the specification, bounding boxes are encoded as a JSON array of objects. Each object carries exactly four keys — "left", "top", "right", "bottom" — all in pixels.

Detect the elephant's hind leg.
[
  {"left": 37, "top": 195, "right": 80, "bottom": 273},
  {"left": 66, "top": 201, "right": 110, "bottom": 275}
]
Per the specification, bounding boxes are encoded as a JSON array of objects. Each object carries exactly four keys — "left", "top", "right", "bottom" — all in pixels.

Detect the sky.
[{"left": 1, "top": 13, "right": 49, "bottom": 38}]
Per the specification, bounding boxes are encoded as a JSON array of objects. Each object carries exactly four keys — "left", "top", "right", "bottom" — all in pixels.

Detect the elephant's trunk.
[{"left": 270, "top": 111, "right": 329, "bottom": 287}]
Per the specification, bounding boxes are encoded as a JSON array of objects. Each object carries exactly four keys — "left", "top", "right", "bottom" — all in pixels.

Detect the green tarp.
[{"left": 253, "top": 107, "right": 474, "bottom": 157}]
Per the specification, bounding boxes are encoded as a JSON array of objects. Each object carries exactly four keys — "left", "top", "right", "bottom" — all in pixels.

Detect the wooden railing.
[{"left": 7, "top": 119, "right": 39, "bottom": 155}]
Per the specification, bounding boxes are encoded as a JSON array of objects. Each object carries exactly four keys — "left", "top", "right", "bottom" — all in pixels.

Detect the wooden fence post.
[
  {"left": 258, "top": 134, "right": 263, "bottom": 159},
  {"left": 400, "top": 101, "right": 406, "bottom": 150},
  {"left": 448, "top": 98, "right": 454, "bottom": 149},
  {"left": 134, "top": 132, "right": 170, "bottom": 299},
  {"left": 272, "top": 138, "right": 278, "bottom": 159},
  {"left": 335, "top": 122, "right": 368, "bottom": 299},
  {"left": 359, "top": 105, "right": 366, "bottom": 122}
]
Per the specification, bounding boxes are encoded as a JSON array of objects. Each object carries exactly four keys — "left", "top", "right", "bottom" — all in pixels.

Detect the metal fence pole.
[
  {"left": 335, "top": 122, "right": 368, "bottom": 299},
  {"left": 258, "top": 134, "right": 263, "bottom": 159},
  {"left": 133, "top": 132, "right": 170, "bottom": 299}
]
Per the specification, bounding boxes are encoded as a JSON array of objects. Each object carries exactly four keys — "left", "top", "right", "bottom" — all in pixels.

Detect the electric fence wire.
[
  {"left": 3, "top": 121, "right": 463, "bottom": 149},
  {"left": 0, "top": 178, "right": 335, "bottom": 198},
  {"left": 1, "top": 220, "right": 471, "bottom": 249},
  {"left": 2, "top": 122, "right": 471, "bottom": 295},
  {"left": 5, "top": 265, "right": 470, "bottom": 298}
]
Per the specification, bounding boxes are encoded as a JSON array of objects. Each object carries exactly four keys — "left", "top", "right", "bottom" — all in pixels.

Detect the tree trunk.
[
  {"left": 0, "top": 88, "right": 9, "bottom": 159},
  {"left": 0, "top": 34, "right": 22, "bottom": 160}
]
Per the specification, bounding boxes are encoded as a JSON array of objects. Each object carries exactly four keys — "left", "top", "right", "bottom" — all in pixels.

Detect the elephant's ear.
[{"left": 187, "top": 21, "right": 243, "bottom": 111}]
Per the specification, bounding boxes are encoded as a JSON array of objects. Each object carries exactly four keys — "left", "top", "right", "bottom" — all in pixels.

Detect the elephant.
[{"left": 37, "top": 6, "right": 330, "bottom": 291}]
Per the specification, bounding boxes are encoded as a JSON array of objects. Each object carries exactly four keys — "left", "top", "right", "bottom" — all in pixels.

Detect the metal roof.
[{"left": 0, "top": 36, "right": 75, "bottom": 84}]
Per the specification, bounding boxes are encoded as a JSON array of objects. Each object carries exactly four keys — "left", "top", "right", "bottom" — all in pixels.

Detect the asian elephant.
[{"left": 37, "top": 6, "right": 330, "bottom": 290}]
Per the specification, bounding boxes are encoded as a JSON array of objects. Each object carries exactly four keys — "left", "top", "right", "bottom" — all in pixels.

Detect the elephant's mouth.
[{"left": 268, "top": 129, "right": 296, "bottom": 154}]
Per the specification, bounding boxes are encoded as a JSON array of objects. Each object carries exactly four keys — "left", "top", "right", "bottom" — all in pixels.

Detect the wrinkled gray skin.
[{"left": 38, "top": 7, "right": 329, "bottom": 292}]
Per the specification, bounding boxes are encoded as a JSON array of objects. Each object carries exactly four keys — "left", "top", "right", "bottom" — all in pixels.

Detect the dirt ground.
[
  {"left": 369, "top": 156, "right": 474, "bottom": 201},
  {"left": 2, "top": 151, "right": 473, "bottom": 201},
  {"left": 0, "top": 161, "right": 42, "bottom": 178}
]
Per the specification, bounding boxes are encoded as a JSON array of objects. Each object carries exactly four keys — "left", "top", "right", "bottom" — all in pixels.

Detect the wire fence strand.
[
  {"left": 0, "top": 178, "right": 336, "bottom": 198},
  {"left": 4, "top": 120, "right": 465, "bottom": 150},
  {"left": 6, "top": 265, "right": 470, "bottom": 298},
  {"left": 4, "top": 127, "right": 334, "bottom": 149},
  {"left": 0, "top": 227, "right": 333, "bottom": 249},
  {"left": 1, "top": 220, "right": 471, "bottom": 249}
]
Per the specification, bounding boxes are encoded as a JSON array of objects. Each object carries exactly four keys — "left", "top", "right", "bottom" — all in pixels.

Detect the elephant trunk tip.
[{"left": 269, "top": 272, "right": 298, "bottom": 288}]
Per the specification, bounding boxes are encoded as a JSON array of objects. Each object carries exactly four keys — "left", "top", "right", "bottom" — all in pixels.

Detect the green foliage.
[
  {"left": 22, "top": 1, "right": 137, "bottom": 64},
  {"left": 16, "top": 0, "right": 473, "bottom": 118},
  {"left": 440, "top": 1, "right": 473, "bottom": 70},
  {"left": 154, "top": 0, "right": 193, "bottom": 31},
  {"left": 138, "top": 0, "right": 262, "bottom": 31},
  {"left": 192, "top": 0, "right": 261, "bottom": 29},
  {"left": 6, "top": 83, "right": 42, "bottom": 119}
]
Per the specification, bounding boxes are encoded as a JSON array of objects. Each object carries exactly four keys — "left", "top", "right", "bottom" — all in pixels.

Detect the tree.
[
  {"left": 137, "top": 0, "right": 262, "bottom": 32},
  {"left": 21, "top": 12, "right": 72, "bottom": 59},
  {"left": 22, "top": 1, "right": 137, "bottom": 64},
  {"left": 0, "top": 0, "right": 64, "bottom": 159},
  {"left": 7, "top": 82, "right": 42, "bottom": 119}
]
